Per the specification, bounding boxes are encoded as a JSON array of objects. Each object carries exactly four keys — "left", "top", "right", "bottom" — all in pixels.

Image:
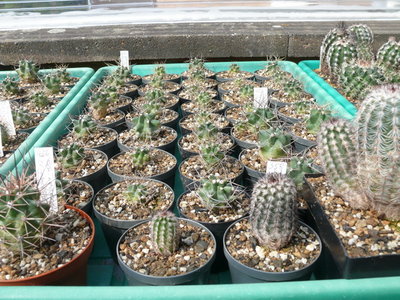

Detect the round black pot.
[
  {"left": 278, "top": 112, "right": 302, "bottom": 125},
  {"left": 178, "top": 116, "right": 230, "bottom": 136},
  {"left": 115, "top": 95, "right": 134, "bottom": 113},
  {"left": 223, "top": 218, "right": 322, "bottom": 283},
  {"left": 107, "top": 149, "right": 177, "bottom": 188},
  {"left": 290, "top": 133, "right": 317, "bottom": 152},
  {"left": 93, "top": 178, "right": 175, "bottom": 262},
  {"left": 230, "top": 127, "right": 257, "bottom": 152},
  {"left": 94, "top": 109, "right": 126, "bottom": 130},
  {"left": 126, "top": 110, "right": 179, "bottom": 131},
  {"left": 67, "top": 179, "right": 95, "bottom": 215},
  {"left": 116, "top": 218, "right": 216, "bottom": 286}
]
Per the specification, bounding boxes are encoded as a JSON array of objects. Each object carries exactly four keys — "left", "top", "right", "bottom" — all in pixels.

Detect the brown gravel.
[
  {"left": 126, "top": 109, "right": 178, "bottom": 126},
  {"left": 20, "top": 97, "right": 60, "bottom": 114},
  {"left": 224, "top": 106, "right": 248, "bottom": 124},
  {"left": 119, "top": 219, "right": 215, "bottom": 277},
  {"left": 231, "top": 126, "right": 259, "bottom": 145},
  {"left": 118, "top": 126, "right": 177, "bottom": 149},
  {"left": 180, "top": 113, "right": 230, "bottom": 132},
  {"left": 63, "top": 180, "right": 93, "bottom": 209},
  {"left": 94, "top": 179, "right": 174, "bottom": 220},
  {"left": 58, "top": 127, "right": 117, "bottom": 149},
  {"left": 181, "top": 78, "right": 217, "bottom": 90},
  {"left": 222, "top": 91, "right": 253, "bottom": 107},
  {"left": 181, "top": 69, "right": 215, "bottom": 79},
  {"left": 133, "top": 94, "right": 179, "bottom": 110},
  {"left": 14, "top": 112, "right": 46, "bottom": 131},
  {"left": 307, "top": 176, "right": 400, "bottom": 258},
  {"left": 0, "top": 207, "right": 92, "bottom": 280},
  {"left": 239, "top": 148, "right": 267, "bottom": 172},
  {"left": 278, "top": 103, "right": 316, "bottom": 121},
  {"left": 216, "top": 70, "right": 254, "bottom": 81},
  {"left": 108, "top": 95, "right": 133, "bottom": 111},
  {"left": 292, "top": 122, "right": 317, "bottom": 141},
  {"left": 180, "top": 155, "right": 243, "bottom": 182},
  {"left": 57, "top": 149, "right": 107, "bottom": 180},
  {"left": 89, "top": 110, "right": 125, "bottom": 126},
  {"left": 179, "top": 188, "right": 250, "bottom": 223},
  {"left": 142, "top": 73, "right": 180, "bottom": 83},
  {"left": 225, "top": 218, "right": 321, "bottom": 272},
  {"left": 181, "top": 100, "right": 226, "bottom": 115},
  {"left": 218, "top": 79, "right": 260, "bottom": 93},
  {"left": 108, "top": 148, "right": 176, "bottom": 178},
  {"left": 179, "top": 132, "right": 234, "bottom": 154},
  {"left": 178, "top": 89, "right": 218, "bottom": 102},
  {"left": 139, "top": 81, "right": 180, "bottom": 95},
  {"left": 2, "top": 132, "right": 29, "bottom": 152}
]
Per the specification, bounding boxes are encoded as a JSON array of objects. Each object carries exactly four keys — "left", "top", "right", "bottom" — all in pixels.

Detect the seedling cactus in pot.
[
  {"left": 1, "top": 77, "right": 22, "bottom": 98},
  {"left": 42, "top": 74, "right": 62, "bottom": 95},
  {"left": 151, "top": 211, "right": 179, "bottom": 256},
  {"left": 258, "top": 128, "right": 292, "bottom": 162},
  {"left": 16, "top": 60, "right": 39, "bottom": 84}
]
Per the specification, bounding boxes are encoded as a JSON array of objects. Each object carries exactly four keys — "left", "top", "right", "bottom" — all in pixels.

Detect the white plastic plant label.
[
  {"left": 35, "top": 147, "right": 58, "bottom": 213},
  {"left": 266, "top": 161, "right": 288, "bottom": 175},
  {"left": 0, "top": 130, "right": 3, "bottom": 157},
  {"left": 0, "top": 101, "right": 16, "bottom": 136},
  {"left": 254, "top": 87, "right": 269, "bottom": 108},
  {"left": 120, "top": 50, "right": 130, "bottom": 68}
]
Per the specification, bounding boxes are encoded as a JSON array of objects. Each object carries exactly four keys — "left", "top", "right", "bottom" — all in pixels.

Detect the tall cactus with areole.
[
  {"left": 250, "top": 173, "right": 297, "bottom": 250},
  {"left": 377, "top": 36, "right": 400, "bottom": 72},
  {"left": 325, "top": 39, "right": 358, "bottom": 80},
  {"left": 317, "top": 84, "right": 400, "bottom": 219},
  {"left": 151, "top": 211, "right": 179, "bottom": 256},
  {"left": 320, "top": 23, "right": 348, "bottom": 74},
  {"left": 347, "top": 24, "right": 374, "bottom": 61}
]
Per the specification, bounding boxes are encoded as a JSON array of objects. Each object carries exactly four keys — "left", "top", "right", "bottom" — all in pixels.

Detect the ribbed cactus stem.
[
  {"left": 326, "top": 39, "right": 358, "bottom": 80},
  {"left": 151, "top": 211, "right": 178, "bottom": 256},
  {"left": 377, "top": 37, "right": 400, "bottom": 72},
  {"left": 250, "top": 173, "right": 297, "bottom": 250},
  {"left": 347, "top": 24, "right": 374, "bottom": 61},
  {"left": 320, "top": 23, "right": 347, "bottom": 73},
  {"left": 317, "top": 119, "right": 369, "bottom": 209},
  {"left": 197, "top": 177, "right": 235, "bottom": 210}
]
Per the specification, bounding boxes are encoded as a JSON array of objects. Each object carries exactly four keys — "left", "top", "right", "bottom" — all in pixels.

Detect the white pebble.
[
  {"left": 387, "top": 241, "right": 397, "bottom": 250},
  {"left": 183, "top": 255, "right": 190, "bottom": 261},
  {"left": 142, "top": 248, "right": 149, "bottom": 254},
  {"left": 255, "top": 246, "right": 265, "bottom": 260},
  {"left": 179, "top": 267, "right": 187, "bottom": 272},
  {"left": 301, "top": 258, "right": 307, "bottom": 264},
  {"left": 306, "top": 244, "right": 315, "bottom": 251}
]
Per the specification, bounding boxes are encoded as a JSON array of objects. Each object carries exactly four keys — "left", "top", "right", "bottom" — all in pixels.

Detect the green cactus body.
[
  {"left": 151, "top": 211, "right": 178, "bottom": 256},
  {"left": 294, "top": 101, "right": 314, "bottom": 115},
  {"left": 377, "top": 37, "right": 400, "bottom": 72},
  {"left": 154, "top": 66, "right": 166, "bottom": 77},
  {"left": 43, "top": 74, "right": 62, "bottom": 95},
  {"left": 2, "top": 77, "right": 22, "bottom": 96},
  {"left": 141, "top": 101, "right": 161, "bottom": 116},
  {"left": 239, "top": 85, "right": 254, "bottom": 99},
  {"left": 31, "top": 91, "right": 50, "bottom": 108},
  {"left": 197, "top": 177, "right": 235, "bottom": 210},
  {"left": 131, "top": 114, "right": 161, "bottom": 140},
  {"left": 0, "top": 123, "right": 10, "bottom": 145},
  {"left": 305, "top": 108, "right": 332, "bottom": 135},
  {"left": 287, "top": 156, "right": 318, "bottom": 189},
  {"left": 150, "top": 76, "right": 164, "bottom": 90},
  {"left": 250, "top": 173, "right": 297, "bottom": 250},
  {"left": 16, "top": 60, "right": 39, "bottom": 84},
  {"left": 338, "top": 62, "right": 386, "bottom": 100},
  {"left": 55, "top": 67, "right": 71, "bottom": 84},
  {"left": 347, "top": 24, "right": 374, "bottom": 61},
  {"left": 12, "top": 109, "right": 32, "bottom": 128},
  {"left": 199, "top": 143, "right": 224, "bottom": 169},
  {"left": 0, "top": 173, "right": 50, "bottom": 254},
  {"left": 188, "top": 58, "right": 205, "bottom": 72},
  {"left": 195, "top": 122, "right": 218, "bottom": 142},
  {"left": 317, "top": 119, "right": 369, "bottom": 209},
  {"left": 131, "top": 148, "right": 151, "bottom": 167},
  {"left": 320, "top": 24, "right": 348, "bottom": 73},
  {"left": 356, "top": 85, "right": 400, "bottom": 217},
  {"left": 283, "top": 79, "right": 303, "bottom": 101},
  {"left": 258, "top": 128, "right": 292, "bottom": 161},
  {"left": 124, "top": 184, "right": 148, "bottom": 203},
  {"left": 246, "top": 108, "right": 277, "bottom": 133},
  {"left": 229, "top": 64, "right": 241, "bottom": 74},
  {"left": 145, "top": 89, "right": 166, "bottom": 104},
  {"left": 195, "top": 91, "right": 212, "bottom": 109},
  {"left": 58, "top": 144, "right": 85, "bottom": 169},
  {"left": 89, "top": 93, "right": 111, "bottom": 120},
  {"left": 326, "top": 40, "right": 358, "bottom": 79},
  {"left": 72, "top": 116, "right": 97, "bottom": 139}
]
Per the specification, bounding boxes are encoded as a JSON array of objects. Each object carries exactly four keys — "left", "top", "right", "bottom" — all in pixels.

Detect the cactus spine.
[
  {"left": 72, "top": 116, "right": 97, "bottom": 139},
  {"left": 58, "top": 144, "right": 85, "bottom": 169},
  {"left": 258, "top": 128, "right": 292, "bottom": 161},
  {"left": 31, "top": 91, "right": 50, "bottom": 108},
  {"left": 347, "top": 24, "right": 374, "bottom": 61},
  {"left": 320, "top": 24, "right": 348, "bottom": 73},
  {"left": 326, "top": 39, "right": 358, "bottom": 80},
  {"left": 130, "top": 148, "right": 151, "bottom": 167},
  {"left": 16, "top": 60, "right": 39, "bottom": 84},
  {"left": 151, "top": 211, "right": 178, "bottom": 256},
  {"left": 130, "top": 114, "right": 161, "bottom": 140},
  {"left": 124, "top": 183, "right": 148, "bottom": 203},
  {"left": 377, "top": 37, "right": 400, "bottom": 72},
  {"left": 2, "top": 77, "right": 22, "bottom": 96},
  {"left": 197, "top": 177, "right": 235, "bottom": 210},
  {"left": 250, "top": 173, "right": 297, "bottom": 250}
]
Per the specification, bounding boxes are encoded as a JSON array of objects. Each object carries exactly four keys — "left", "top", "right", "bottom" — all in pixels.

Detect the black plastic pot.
[
  {"left": 180, "top": 101, "right": 226, "bottom": 118},
  {"left": 178, "top": 155, "right": 244, "bottom": 191},
  {"left": 116, "top": 218, "right": 216, "bottom": 286},
  {"left": 115, "top": 95, "right": 134, "bottom": 113},
  {"left": 230, "top": 127, "right": 257, "bottom": 151},
  {"left": 107, "top": 149, "right": 177, "bottom": 188},
  {"left": 178, "top": 116, "right": 230, "bottom": 136},
  {"left": 278, "top": 112, "right": 302, "bottom": 125},
  {"left": 223, "top": 217, "right": 322, "bottom": 283},
  {"left": 254, "top": 74, "right": 272, "bottom": 82},
  {"left": 66, "top": 179, "right": 94, "bottom": 214},
  {"left": 94, "top": 109, "right": 126, "bottom": 131},
  {"left": 93, "top": 178, "right": 175, "bottom": 262},
  {"left": 303, "top": 180, "right": 400, "bottom": 279},
  {"left": 92, "top": 128, "right": 119, "bottom": 159},
  {"left": 126, "top": 109, "right": 179, "bottom": 131},
  {"left": 290, "top": 133, "right": 317, "bottom": 152},
  {"left": 269, "top": 98, "right": 290, "bottom": 109},
  {"left": 16, "top": 113, "right": 47, "bottom": 134},
  {"left": 141, "top": 74, "right": 181, "bottom": 85}
]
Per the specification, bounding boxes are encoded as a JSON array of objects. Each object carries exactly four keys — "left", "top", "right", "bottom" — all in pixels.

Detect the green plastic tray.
[
  {"left": 298, "top": 60, "right": 357, "bottom": 117},
  {"left": 0, "top": 68, "right": 95, "bottom": 177},
  {"left": 3, "top": 62, "right": 399, "bottom": 299}
]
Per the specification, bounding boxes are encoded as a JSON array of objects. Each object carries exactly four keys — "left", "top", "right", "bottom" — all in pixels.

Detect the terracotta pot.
[{"left": 0, "top": 205, "right": 95, "bottom": 286}]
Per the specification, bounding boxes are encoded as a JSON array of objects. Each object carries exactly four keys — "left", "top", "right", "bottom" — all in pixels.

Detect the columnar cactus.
[
  {"left": 130, "top": 148, "right": 151, "bottom": 168},
  {"left": 377, "top": 37, "right": 400, "bottom": 72},
  {"left": 42, "top": 74, "right": 62, "bottom": 95},
  {"left": 338, "top": 61, "right": 386, "bottom": 100},
  {"left": 130, "top": 113, "right": 161, "bottom": 140},
  {"left": 320, "top": 23, "right": 347, "bottom": 73},
  {"left": 2, "top": 77, "right": 22, "bottom": 96},
  {"left": 347, "top": 24, "right": 374, "bottom": 61},
  {"left": 0, "top": 172, "right": 50, "bottom": 255},
  {"left": 197, "top": 177, "right": 235, "bottom": 210},
  {"left": 58, "top": 144, "right": 85, "bottom": 169},
  {"left": 151, "top": 211, "right": 178, "bottom": 256},
  {"left": 16, "top": 60, "right": 39, "bottom": 84},
  {"left": 123, "top": 183, "right": 148, "bottom": 203},
  {"left": 250, "top": 173, "right": 297, "bottom": 250},
  {"left": 72, "top": 116, "right": 97, "bottom": 139},
  {"left": 258, "top": 128, "right": 292, "bottom": 161},
  {"left": 326, "top": 39, "right": 358, "bottom": 80},
  {"left": 195, "top": 91, "right": 213, "bottom": 108},
  {"left": 31, "top": 91, "right": 50, "bottom": 108},
  {"left": 154, "top": 65, "right": 166, "bottom": 77}
]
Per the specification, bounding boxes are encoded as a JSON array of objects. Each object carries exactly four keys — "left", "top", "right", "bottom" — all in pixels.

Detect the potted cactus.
[
  {"left": 180, "top": 90, "right": 226, "bottom": 117},
  {"left": 139, "top": 74, "right": 180, "bottom": 96},
  {"left": 179, "top": 111, "right": 230, "bottom": 136},
  {"left": 142, "top": 65, "right": 181, "bottom": 84},
  {"left": 223, "top": 173, "right": 321, "bottom": 283},
  {"left": 215, "top": 63, "right": 254, "bottom": 82},
  {"left": 117, "top": 211, "right": 216, "bottom": 285},
  {"left": 0, "top": 77, "right": 26, "bottom": 102},
  {"left": 306, "top": 84, "right": 400, "bottom": 278},
  {"left": 181, "top": 57, "right": 215, "bottom": 79},
  {"left": 12, "top": 108, "right": 46, "bottom": 134},
  {"left": 0, "top": 171, "right": 95, "bottom": 285},
  {"left": 178, "top": 85, "right": 218, "bottom": 104},
  {"left": 134, "top": 88, "right": 180, "bottom": 112}
]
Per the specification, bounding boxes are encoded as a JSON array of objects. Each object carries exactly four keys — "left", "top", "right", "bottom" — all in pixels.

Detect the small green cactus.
[
  {"left": 54, "top": 66, "right": 71, "bottom": 83},
  {"left": 130, "top": 113, "right": 161, "bottom": 140},
  {"left": 16, "top": 60, "right": 39, "bottom": 84},
  {"left": 42, "top": 74, "right": 62, "bottom": 95},
  {"left": 58, "top": 144, "right": 85, "bottom": 169},
  {"left": 154, "top": 66, "right": 166, "bottom": 77},
  {"left": 149, "top": 75, "right": 164, "bottom": 90},
  {"left": 326, "top": 39, "right": 358, "bottom": 80},
  {"left": 123, "top": 183, "right": 148, "bottom": 203},
  {"left": 199, "top": 143, "right": 224, "bottom": 169},
  {"left": 0, "top": 172, "right": 50, "bottom": 255},
  {"left": 239, "top": 85, "right": 254, "bottom": 99},
  {"left": 283, "top": 79, "right": 304, "bottom": 101},
  {"left": 0, "top": 123, "right": 10, "bottom": 145},
  {"left": 72, "top": 116, "right": 97, "bottom": 139},
  {"left": 377, "top": 36, "right": 400, "bottom": 72},
  {"left": 246, "top": 107, "right": 277, "bottom": 133},
  {"left": 305, "top": 108, "right": 332, "bottom": 135},
  {"left": 130, "top": 148, "right": 151, "bottom": 168},
  {"left": 145, "top": 89, "right": 167, "bottom": 105},
  {"left": 320, "top": 23, "right": 348, "bottom": 73},
  {"left": 30, "top": 91, "right": 51, "bottom": 108},
  {"left": 88, "top": 92, "right": 111, "bottom": 120},
  {"left": 12, "top": 109, "right": 32, "bottom": 128},
  {"left": 293, "top": 101, "right": 314, "bottom": 115},
  {"left": 195, "top": 91, "right": 213, "bottom": 108},
  {"left": 197, "top": 177, "right": 236, "bottom": 210},
  {"left": 2, "top": 77, "right": 22, "bottom": 96},
  {"left": 141, "top": 101, "right": 161, "bottom": 116},
  {"left": 258, "top": 128, "right": 292, "bottom": 161},
  {"left": 250, "top": 173, "right": 297, "bottom": 250},
  {"left": 188, "top": 57, "right": 205, "bottom": 72},
  {"left": 151, "top": 211, "right": 178, "bottom": 256},
  {"left": 287, "top": 156, "right": 319, "bottom": 189},
  {"left": 195, "top": 122, "right": 218, "bottom": 142},
  {"left": 229, "top": 64, "right": 240, "bottom": 74}
]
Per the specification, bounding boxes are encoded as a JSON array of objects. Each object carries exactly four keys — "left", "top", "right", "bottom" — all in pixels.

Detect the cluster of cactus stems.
[
  {"left": 241, "top": 107, "right": 277, "bottom": 135},
  {"left": 58, "top": 144, "right": 85, "bottom": 169},
  {"left": 199, "top": 143, "right": 225, "bottom": 169},
  {"left": 187, "top": 57, "right": 206, "bottom": 73},
  {"left": 145, "top": 89, "right": 166, "bottom": 103},
  {"left": 154, "top": 66, "right": 166, "bottom": 78},
  {"left": 258, "top": 128, "right": 292, "bottom": 161},
  {"left": 89, "top": 92, "right": 111, "bottom": 120},
  {"left": 130, "top": 148, "right": 151, "bottom": 168},
  {"left": 72, "top": 116, "right": 98, "bottom": 139},
  {"left": 130, "top": 113, "right": 161, "bottom": 140},
  {"left": 106, "top": 66, "right": 131, "bottom": 87},
  {"left": 149, "top": 76, "right": 164, "bottom": 90},
  {"left": 123, "top": 183, "right": 148, "bottom": 204},
  {"left": 228, "top": 64, "right": 241, "bottom": 74},
  {"left": 305, "top": 108, "right": 333, "bottom": 135},
  {"left": 250, "top": 173, "right": 297, "bottom": 250},
  {"left": 287, "top": 156, "right": 319, "bottom": 189},
  {"left": 377, "top": 37, "right": 400, "bottom": 72},
  {"left": 42, "top": 74, "right": 63, "bottom": 95},
  {"left": 141, "top": 101, "right": 161, "bottom": 116},
  {"left": 2, "top": 77, "right": 22, "bottom": 96},
  {"left": 55, "top": 67, "right": 71, "bottom": 84},
  {"left": 293, "top": 100, "right": 314, "bottom": 115},
  {"left": 239, "top": 85, "right": 254, "bottom": 99},
  {"left": 0, "top": 172, "right": 51, "bottom": 256},
  {"left": 195, "top": 122, "right": 219, "bottom": 142},
  {"left": 195, "top": 91, "right": 213, "bottom": 109},
  {"left": 318, "top": 85, "right": 400, "bottom": 219},
  {"left": 196, "top": 177, "right": 236, "bottom": 210},
  {"left": 12, "top": 109, "right": 33, "bottom": 128},
  {"left": 16, "top": 60, "right": 39, "bottom": 84},
  {"left": 151, "top": 211, "right": 179, "bottom": 256},
  {"left": 30, "top": 91, "right": 51, "bottom": 108},
  {"left": 283, "top": 79, "right": 304, "bottom": 101}
]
